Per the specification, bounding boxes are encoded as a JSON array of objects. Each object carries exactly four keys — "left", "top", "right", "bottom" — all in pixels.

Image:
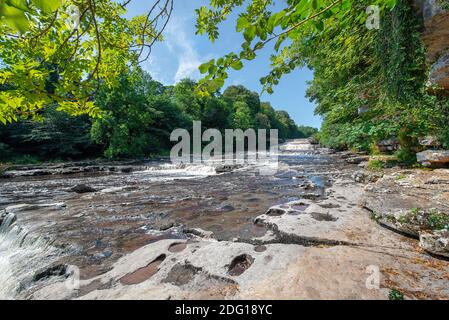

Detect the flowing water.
[{"left": 0, "top": 139, "right": 349, "bottom": 299}]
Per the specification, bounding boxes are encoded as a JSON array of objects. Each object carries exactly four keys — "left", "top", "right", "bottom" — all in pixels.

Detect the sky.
[{"left": 126, "top": 1, "right": 322, "bottom": 129}]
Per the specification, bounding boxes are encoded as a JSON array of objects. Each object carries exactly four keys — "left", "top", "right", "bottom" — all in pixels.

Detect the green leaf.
[
  {"left": 0, "top": 4, "right": 29, "bottom": 32},
  {"left": 236, "top": 16, "right": 250, "bottom": 32},
  {"left": 31, "top": 0, "right": 62, "bottom": 13},
  {"left": 243, "top": 26, "right": 256, "bottom": 42},
  {"left": 230, "top": 60, "right": 243, "bottom": 70},
  {"left": 199, "top": 62, "right": 211, "bottom": 74}
]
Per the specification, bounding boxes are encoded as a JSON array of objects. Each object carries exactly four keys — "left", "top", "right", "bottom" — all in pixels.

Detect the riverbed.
[{"left": 1, "top": 139, "right": 448, "bottom": 300}]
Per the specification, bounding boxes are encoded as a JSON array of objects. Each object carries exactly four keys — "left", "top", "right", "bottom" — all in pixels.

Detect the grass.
[{"left": 367, "top": 160, "right": 385, "bottom": 171}]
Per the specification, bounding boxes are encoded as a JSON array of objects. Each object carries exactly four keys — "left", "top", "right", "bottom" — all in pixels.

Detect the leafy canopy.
[
  {"left": 195, "top": 0, "right": 397, "bottom": 95},
  {"left": 0, "top": 0, "right": 173, "bottom": 124}
]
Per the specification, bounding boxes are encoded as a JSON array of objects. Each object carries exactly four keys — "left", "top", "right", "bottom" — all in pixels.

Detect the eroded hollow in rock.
[
  {"left": 119, "top": 254, "right": 166, "bottom": 285},
  {"left": 290, "top": 203, "right": 310, "bottom": 212},
  {"left": 168, "top": 243, "right": 187, "bottom": 253},
  {"left": 318, "top": 203, "right": 341, "bottom": 209},
  {"left": 254, "top": 245, "right": 267, "bottom": 252},
  {"left": 228, "top": 254, "right": 255, "bottom": 276},
  {"left": 310, "top": 212, "right": 338, "bottom": 222},
  {"left": 162, "top": 263, "right": 200, "bottom": 286},
  {"left": 266, "top": 208, "right": 285, "bottom": 216}
]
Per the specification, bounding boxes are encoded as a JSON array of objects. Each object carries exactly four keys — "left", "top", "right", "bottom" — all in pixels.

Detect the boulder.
[
  {"left": 416, "top": 150, "right": 449, "bottom": 167},
  {"left": 308, "top": 136, "right": 319, "bottom": 145},
  {"left": 70, "top": 184, "right": 97, "bottom": 194},
  {"left": 420, "top": 230, "right": 449, "bottom": 258},
  {"left": 119, "top": 167, "right": 133, "bottom": 173},
  {"left": 215, "top": 164, "right": 242, "bottom": 174},
  {"left": 376, "top": 138, "right": 400, "bottom": 153},
  {"left": 419, "top": 135, "right": 442, "bottom": 148},
  {"left": 0, "top": 210, "right": 7, "bottom": 226},
  {"left": 345, "top": 156, "right": 370, "bottom": 165},
  {"left": 358, "top": 105, "right": 370, "bottom": 115}
]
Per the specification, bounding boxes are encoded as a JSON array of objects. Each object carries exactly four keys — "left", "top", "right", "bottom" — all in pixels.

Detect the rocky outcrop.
[
  {"left": 0, "top": 210, "right": 11, "bottom": 228},
  {"left": 417, "top": 0, "right": 449, "bottom": 90},
  {"left": 376, "top": 138, "right": 400, "bottom": 153},
  {"left": 420, "top": 230, "right": 449, "bottom": 258},
  {"left": 429, "top": 51, "right": 449, "bottom": 90},
  {"left": 371, "top": 208, "right": 449, "bottom": 240},
  {"left": 70, "top": 184, "right": 97, "bottom": 194},
  {"left": 215, "top": 164, "right": 243, "bottom": 174},
  {"left": 363, "top": 168, "right": 449, "bottom": 258},
  {"left": 416, "top": 150, "right": 449, "bottom": 167},
  {"left": 419, "top": 135, "right": 442, "bottom": 148}
]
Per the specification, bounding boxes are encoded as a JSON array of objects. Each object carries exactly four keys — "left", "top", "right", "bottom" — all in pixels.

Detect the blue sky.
[{"left": 126, "top": 1, "right": 322, "bottom": 128}]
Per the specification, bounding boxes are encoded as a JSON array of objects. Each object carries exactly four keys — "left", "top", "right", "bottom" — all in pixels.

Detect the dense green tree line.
[
  {"left": 305, "top": 0, "right": 449, "bottom": 160},
  {"left": 195, "top": 0, "right": 448, "bottom": 163},
  {"left": 0, "top": 68, "right": 316, "bottom": 162}
]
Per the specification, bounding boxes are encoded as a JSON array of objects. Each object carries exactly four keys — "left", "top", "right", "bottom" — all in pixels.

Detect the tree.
[
  {"left": 195, "top": 0, "right": 397, "bottom": 95},
  {"left": 232, "top": 101, "right": 254, "bottom": 130},
  {"left": 173, "top": 78, "right": 204, "bottom": 120},
  {"left": 90, "top": 68, "right": 191, "bottom": 158},
  {"left": 0, "top": 105, "right": 95, "bottom": 161},
  {"left": 223, "top": 85, "right": 260, "bottom": 114},
  {"left": 0, "top": 0, "right": 173, "bottom": 123}
]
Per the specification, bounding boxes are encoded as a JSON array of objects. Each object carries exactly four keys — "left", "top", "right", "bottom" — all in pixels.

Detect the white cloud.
[{"left": 165, "top": 17, "right": 210, "bottom": 83}]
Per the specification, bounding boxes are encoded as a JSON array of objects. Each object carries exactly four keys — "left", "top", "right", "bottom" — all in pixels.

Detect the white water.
[
  {"left": 144, "top": 163, "right": 218, "bottom": 176},
  {"left": 0, "top": 212, "right": 60, "bottom": 299},
  {"left": 280, "top": 140, "right": 316, "bottom": 151}
]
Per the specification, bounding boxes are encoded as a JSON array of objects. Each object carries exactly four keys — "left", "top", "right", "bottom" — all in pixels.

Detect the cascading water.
[
  {"left": 143, "top": 162, "right": 219, "bottom": 177},
  {"left": 0, "top": 211, "right": 61, "bottom": 299}
]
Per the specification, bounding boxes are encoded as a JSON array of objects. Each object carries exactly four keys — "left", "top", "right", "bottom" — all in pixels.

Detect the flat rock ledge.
[{"left": 363, "top": 169, "right": 449, "bottom": 259}]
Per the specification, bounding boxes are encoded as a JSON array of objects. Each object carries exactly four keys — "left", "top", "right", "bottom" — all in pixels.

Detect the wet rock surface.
[{"left": 1, "top": 140, "right": 449, "bottom": 300}]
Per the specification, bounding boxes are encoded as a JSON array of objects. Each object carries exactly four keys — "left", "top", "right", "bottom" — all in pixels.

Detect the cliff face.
[{"left": 416, "top": 0, "right": 449, "bottom": 90}]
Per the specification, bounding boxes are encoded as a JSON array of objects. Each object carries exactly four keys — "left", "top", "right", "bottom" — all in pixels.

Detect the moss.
[
  {"left": 389, "top": 289, "right": 405, "bottom": 300},
  {"left": 371, "top": 212, "right": 380, "bottom": 221}
]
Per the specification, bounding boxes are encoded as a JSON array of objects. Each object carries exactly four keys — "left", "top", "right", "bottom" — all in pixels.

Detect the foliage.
[
  {"left": 195, "top": 0, "right": 448, "bottom": 160},
  {"left": 1, "top": 65, "right": 309, "bottom": 161},
  {"left": 0, "top": 0, "right": 173, "bottom": 123},
  {"left": 389, "top": 289, "right": 405, "bottom": 300},
  {"left": 90, "top": 68, "right": 188, "bottom": 158},
  {"left": 195, "top": 0, "right": 397, "bottom": 95},
  {"left": 301, "top": 0, "right": 447, "bottom": 154},
  {"left": 367, "top": 160, "right": 385, "bottom": 171},
  {"left": 427, "top": 210, "right": 449, "bottom": 231},
  {"left": 0, "top": 104, "right": 95, "bottom": 161}
]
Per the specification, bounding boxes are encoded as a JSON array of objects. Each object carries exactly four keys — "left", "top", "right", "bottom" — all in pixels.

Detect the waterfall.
[{"left": 0, "top": 211, "right": 61, "bottom": 299}]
